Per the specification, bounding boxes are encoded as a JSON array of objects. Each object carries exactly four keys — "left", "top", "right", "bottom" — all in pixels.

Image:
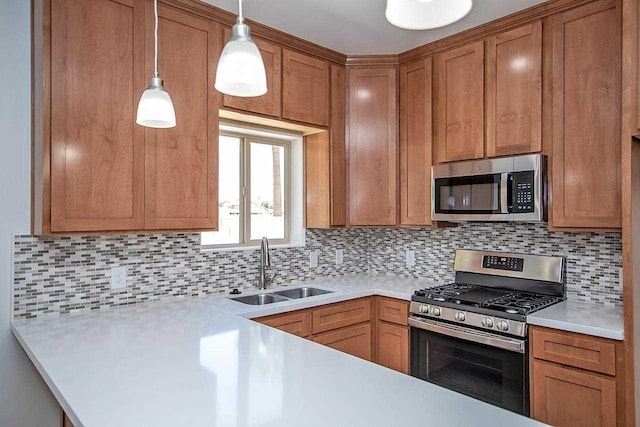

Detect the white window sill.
[{"left": 200, "top": 242, "right": 306, "bottom": 253}]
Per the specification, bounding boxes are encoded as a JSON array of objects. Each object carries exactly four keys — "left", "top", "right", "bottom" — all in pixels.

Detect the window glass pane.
[
  {"left": 201, "top": 135, "right": 241, "bottom": 245},
  {"left": 250, "top": 142, "right": 286, "bottom": 240}
]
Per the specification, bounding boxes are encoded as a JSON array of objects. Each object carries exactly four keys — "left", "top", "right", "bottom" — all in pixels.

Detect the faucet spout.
[{"left": 258, "top": 237, "right": 270, "bottom": 289}]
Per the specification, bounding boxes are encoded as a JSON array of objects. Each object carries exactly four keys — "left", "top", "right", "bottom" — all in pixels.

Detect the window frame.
[{"left": 212, "top": 130, "right": 291, "bottom": 248}]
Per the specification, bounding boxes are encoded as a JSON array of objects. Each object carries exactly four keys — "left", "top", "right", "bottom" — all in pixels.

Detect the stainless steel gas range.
[{"left": 409, "top": 249, "right": 565, "bottom": 416}]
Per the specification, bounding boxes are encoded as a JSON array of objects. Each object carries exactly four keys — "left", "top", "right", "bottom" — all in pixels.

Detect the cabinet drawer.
[
  {"left": 312, "top": 298, "right": 371, "bottom": 334},
  {"left": 531, "top": 327, "right": 616, "bottom": 376},
  {"left": 257, "top": 310, "right": 312, "bottom": 338},
  {"left": 313, "top": 323, "right": 372, "bottom": 361},
  {"left": 376, "top": 297, "right": 409, "bottom": 325}
]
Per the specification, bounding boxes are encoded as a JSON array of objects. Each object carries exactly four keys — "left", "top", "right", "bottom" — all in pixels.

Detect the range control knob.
[
  {"left": 496, "top": 320, "right": 510, "bottom": 331},
  {"left": 430, "top": 306, "right": 442, "bottom": 317},
  {"left": 454, "top": 312, "right": 466, "bottom": 322},
  {"left": 481, "top": 317, "right": 494, "bottom": 328},
  {"left": 420, "top": 304, "right": 430, "bottom": 314}
]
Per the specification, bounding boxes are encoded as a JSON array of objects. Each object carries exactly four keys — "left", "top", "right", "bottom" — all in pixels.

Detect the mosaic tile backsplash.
[{"left": 12, "top": 223, "right": 622, "bottom": 319}]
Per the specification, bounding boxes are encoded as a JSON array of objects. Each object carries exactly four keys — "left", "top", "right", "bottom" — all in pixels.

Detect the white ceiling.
[{"left": 204, "top": 0, "right": 549, "bottom": 55}]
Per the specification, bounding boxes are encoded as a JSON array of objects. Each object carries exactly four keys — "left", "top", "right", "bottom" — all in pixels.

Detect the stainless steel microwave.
[{"left": 431, "top": 154, "right": 547, "bottom": 222}]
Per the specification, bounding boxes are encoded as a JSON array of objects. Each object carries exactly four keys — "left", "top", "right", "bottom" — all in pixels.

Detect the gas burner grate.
[
  {"left": 482, "top": 292, "right": 563, "bottom": 315},
  {"left": 414, "top": 283, "right": 479, "bottom": 302}
]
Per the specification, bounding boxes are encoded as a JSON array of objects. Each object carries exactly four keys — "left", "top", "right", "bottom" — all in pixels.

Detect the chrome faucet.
[{"left": 258, "top": 237, "right": 271, "bottom": 290}]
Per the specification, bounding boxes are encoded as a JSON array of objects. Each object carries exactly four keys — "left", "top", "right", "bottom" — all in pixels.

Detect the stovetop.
[{"left": 412, "top": 283, "right": 563, "bottom": 317}]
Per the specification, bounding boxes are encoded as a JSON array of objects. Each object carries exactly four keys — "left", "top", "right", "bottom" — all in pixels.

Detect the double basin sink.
[{"left": 230, "top": 287, "right": 333, "bottom": 305}]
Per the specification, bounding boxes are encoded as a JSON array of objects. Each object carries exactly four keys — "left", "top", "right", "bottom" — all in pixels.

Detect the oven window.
[
  {"left": 411, "top": 327, "right": 528, "bottom": 415},
  {"left": 434, "top": 174, "right": 501, "bottom": 214}
]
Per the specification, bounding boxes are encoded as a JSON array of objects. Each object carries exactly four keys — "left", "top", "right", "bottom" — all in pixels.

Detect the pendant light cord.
[
  {"left": 154, "top": 0, "right": 159, "bottom": 77},
  {"left": 238, "top": 0, "right": 244, "bottom": 23}
]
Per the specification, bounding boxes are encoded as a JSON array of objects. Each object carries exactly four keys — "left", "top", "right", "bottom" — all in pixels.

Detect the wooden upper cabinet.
[
  {"left": 399, "top": 58, "right": 433, "bottom": 226},
  {"left": 435, "top": 40, "right": 485, "bottom": 163},
  {"left": 144, "top": 5, "right": 219, "bottom": 230},
  {"left": 550, "top": 0, "right": 621, "bottom": 229},
  {"left": 222, "top": 32, "right": 282, "bottom": 117},
  {"left": 49, "top": 0, "right": 145, "bottom": 232},
  {"left": 304, "top": 132, "right": 331, "bottom": 228},
  {"left": 329, "top": 65, "right": 347, "bottom": 226},
  {"left": 486, "top": 22, "right": 542, "bottom": 157},
  {"left": 282, "top": 49, "right": 330, "bottom": 126},
  {"left": 348, "top": 68, "right": 398, "bottom": 226}
]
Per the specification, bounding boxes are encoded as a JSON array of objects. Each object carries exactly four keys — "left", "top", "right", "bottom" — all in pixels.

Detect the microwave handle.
[{"left": 500, "top": 173, "right": 510, "bottom": 214}]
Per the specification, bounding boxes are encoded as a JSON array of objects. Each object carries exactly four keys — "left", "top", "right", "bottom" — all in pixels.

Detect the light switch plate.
[
  {"left": 406, "top": 250, "right": 416, "bottom": 268},
  {"left": 310, "top": 250, "right": 319, "bottom": 268},
  {"left": 336, "top": 249, "right": 344, "bottom": 265},
  {"left": 110, "top": 266, "right": 127, "bottom": 290}
]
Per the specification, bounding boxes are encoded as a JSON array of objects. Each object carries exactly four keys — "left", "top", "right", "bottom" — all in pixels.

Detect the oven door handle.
[{"left": 408, "top": 316, "right": 526, "bottom": 354}]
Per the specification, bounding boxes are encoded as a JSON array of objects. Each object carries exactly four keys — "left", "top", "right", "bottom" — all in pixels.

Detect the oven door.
[{"left": 409, "top": 317, "right": 529, "bottom": 416}]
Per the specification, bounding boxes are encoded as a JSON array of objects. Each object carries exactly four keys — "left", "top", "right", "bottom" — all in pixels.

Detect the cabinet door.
[
  {"left": 312, "top": 298, "right": 371, "bottom": 334},
  {"left": 486, "top": 22, "right": 542, "bottom": 157},
  {"left": 282, "top": 49, "right": 330, "bottom": 126},
  {"left": 50, "top": 0, "right": 145, "bottom": 232},
  {"left": 551, "top": 0, "right": 621, "bottom": 229},
  {"left": 376, "top": 321, "right": 409, "bottom": 374},
  {"left": 329, "top": 64, "right": 347, "bottom": 225},
  {"left": 531, "top": 360, "right": 617, "bottom": 427},
  {"left": 348, "top": 68, "right": 398, "bottom": 226},
  {"left": 257, "top": 310, "right": 312, "bottom": 338},
  {"left": 304, "top": 132, "right": 331, "bottom": 228},
  {"left": 222, "top": 34, "right": 282, "bottom": 117},
  {"left": 435, "top": 41, "right": 484, "bottom": 163},
  {"left": 313, "top": 323, "right": 372, "bottom": 361},
  {"left": 400, "top": 58, "right": 433, "bottom": 225},
  {"left": 144, "top": 5, "right": 219, "bottom": 230}
]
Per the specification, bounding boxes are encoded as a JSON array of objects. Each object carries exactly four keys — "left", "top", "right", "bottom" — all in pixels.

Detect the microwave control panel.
[{"left": 512, "top": 171, "right": 534, "bottom": 213}]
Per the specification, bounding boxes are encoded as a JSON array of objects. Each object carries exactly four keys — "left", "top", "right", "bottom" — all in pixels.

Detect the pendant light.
[
  {"left": 136, "top": 0, "right": 176, "bottom": 128},
  {"left": 215, "top": 0, "right": 267, "bottom": 97},
  {"left": 385, "top": 0, "right": 473, "bottom": 30}
]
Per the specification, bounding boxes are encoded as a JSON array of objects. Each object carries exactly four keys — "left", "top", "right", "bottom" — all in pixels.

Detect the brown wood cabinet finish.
[
  {"left": 486, "top": 22, "right": 542, "bottom": 157},
  {"left": 376, "top": 297, "right": 409, "bottom": 326},
  {"left": 304, "top": 132, "right": 331, "bottom": 228},
  {"left": 329, "top": 64, "right": 347, "bottom": 225},
  {"left": 49, "top": 0, "right": 145, "bottom": 232},
  {"left": 144, "top": 5, "right": 218, "bottom": 230},
  {"left": 312, "top": 298, "right": 371, "bottom": 334},
  {"left": 222, "top": 34, "right": 282, "bottom": 117},
  {"left": 376, "top": 321, "right": 409, "bottom": 373},
  {"left": 282, "top": 49, "right": 330, "bottom": 126},
  {"left": 399, "top": 58, "right": 433, "bottom": 226},
  {"left": 258, "top": 310, "right": 312, "bottom": 338},
  {"left": 347, "top": 67, "right": 398, "bottom": 226},
  {"left": 531, "top": 359, "right": 617, "bottom": 427},
  {"left": 434, "top": 40, "right": 485, "bottom": 163},
  {"left": 550, "top": 0, "right": 621, "bottom": 229},
  {"left": 313, "top": 323, "right": 372, "bottom": 361},
  {"left": 531, "top": 327, "right": 617, "bottom": 376}
]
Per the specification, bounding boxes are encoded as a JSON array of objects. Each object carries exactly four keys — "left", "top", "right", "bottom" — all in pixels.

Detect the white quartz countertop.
[
  {"left": 527, "top": 300, "right": 624, "bottom": 340},
  {"left": 12, "top": 275, "right": 547, "bottom": 427}
]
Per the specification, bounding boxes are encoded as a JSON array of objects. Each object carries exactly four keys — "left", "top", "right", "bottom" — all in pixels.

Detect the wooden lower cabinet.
[
  {"left": 376, "top": 321, "right": 409, "bottom": 373},
  {"left": 258, "top": 310, "right": 312, "bottom": 338},
  {"left": 530, "top": 326, "right": 624, "bottom": 426},
  {"left": 313, "top": 323, "right": 372, "bottom": 361}
]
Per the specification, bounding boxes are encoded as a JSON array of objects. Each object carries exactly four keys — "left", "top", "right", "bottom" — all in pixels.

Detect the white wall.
[{"left": 0, "top": 1, "right": 60, "bottom": 426}]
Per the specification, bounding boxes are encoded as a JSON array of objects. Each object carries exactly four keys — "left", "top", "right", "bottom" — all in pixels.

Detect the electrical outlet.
[
  {"left": 310, "top": 250, "right": 319, "bottom": 268},
  {"left": 110, "top": 266, "right": 127, "bottom": 290},
  {"left": 406, "top": 250, "right": 416, "bottom": 268},
  {"left": 336, "top": 249, "right": 344, "bottom": 265}
]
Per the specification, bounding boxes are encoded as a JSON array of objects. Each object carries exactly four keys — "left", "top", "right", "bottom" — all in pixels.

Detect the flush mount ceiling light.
[
  {"left": 385, "top": 0, "right": 473, "bottom": 30},
  {"left": 136, "top": 0, "right": 176, "bottom": 128},
  {"left": 215, "top": 0, "right": 267, "bottom": 97}
]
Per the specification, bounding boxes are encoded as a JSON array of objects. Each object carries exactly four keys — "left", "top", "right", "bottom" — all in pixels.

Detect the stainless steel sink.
[
  {"left": 230, "top": 294, "right": 290, "bottom": 305},
  {"left": 272, "top": 287, "right": 333, "bottom": 299}
]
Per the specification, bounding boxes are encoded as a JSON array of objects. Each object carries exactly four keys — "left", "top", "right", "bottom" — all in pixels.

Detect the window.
[{"left": 202, "top": 124, "right": 303, "bottom": 248}]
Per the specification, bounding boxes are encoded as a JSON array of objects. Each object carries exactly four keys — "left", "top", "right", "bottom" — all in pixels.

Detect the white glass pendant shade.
[
  {"left": 215, "top": 21, "right": 267, "bottom": 97},
  {"left": 385, "top": 0, "right": 473, "bottom": 30},
  {"left": 136, "top": 76, "right": 176, "bottom": 128}
]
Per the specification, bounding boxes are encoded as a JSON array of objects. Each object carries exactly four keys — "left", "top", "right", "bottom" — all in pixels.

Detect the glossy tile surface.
[
  {"left": 527, "top": 300, "right": 624, "bottom": 340},
  {"left": 13, "top": 276, "right": 547, "bottom": 427}
]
